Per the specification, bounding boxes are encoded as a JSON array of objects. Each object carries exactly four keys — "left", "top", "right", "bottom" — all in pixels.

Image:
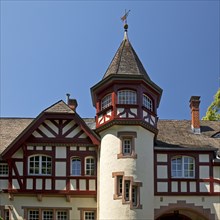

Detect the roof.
[
  {"left": 1, "top": 117, "right": 219, "bottom": 156},
  {"left": 103, "top": 32, "right": 151, "bottom": 80},
  {"left": 156, "top": 120, "right": 220, "bottom": 151}
]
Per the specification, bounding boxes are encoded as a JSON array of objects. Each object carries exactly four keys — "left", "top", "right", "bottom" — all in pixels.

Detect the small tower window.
[
  {"left": 101, "top": 93, "right": 112, "bottom": 110},
  {"left": 118, "top": 90, "right": 137, "bottom": 104},
  {"left": 143, "top": 94, "right": 153, "bottom": 111},
  {"left": 85, "top": 157, "right": 95, "bottom": 176}
]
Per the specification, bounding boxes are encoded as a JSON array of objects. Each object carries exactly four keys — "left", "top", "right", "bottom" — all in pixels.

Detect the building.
[{"left": 0, "top": 24, "right": 220, "bottom": 220}]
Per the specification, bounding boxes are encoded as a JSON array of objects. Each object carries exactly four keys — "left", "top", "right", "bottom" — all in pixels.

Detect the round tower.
[{"left": 91, "top": 25, "right": 162, "bottom": 220}]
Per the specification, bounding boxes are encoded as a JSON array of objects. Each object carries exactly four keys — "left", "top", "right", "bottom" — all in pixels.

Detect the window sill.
[{"left": 117, "top": 153, "right": 137, "bottom": 159}]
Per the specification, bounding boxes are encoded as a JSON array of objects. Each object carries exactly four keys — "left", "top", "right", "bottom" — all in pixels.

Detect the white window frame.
[
  {"left": 28, "top": 210, "right": 39, "bottom": 220},
  {"left": 171, "top": 156, "right": 195, "bottom": 178},
  {"left": 101, "top": 94, "right": 112, "bottom": 110},
  {"left": 122, "top": 138, "right": 132, "bottom": 155},
  {"left": 28, "top": 155, "right": 52, "bottom": 175},
  {"left": 84, "top": 211, "right": 95, "bottom": 220},
  {"left": 0, "top": 163, "right": 9, "bottom": 176},
  {"left": 71, "top": 157, "right": 81, "bottom": 176},
  {"left": 85, "top": 157, "right": 95, "bottom": 176},
  {"left": 117, "top": 90, "right": 137, "bottom": 105},
  {"left": 143, "top": 94, "right": 153, "bottom": 111}
]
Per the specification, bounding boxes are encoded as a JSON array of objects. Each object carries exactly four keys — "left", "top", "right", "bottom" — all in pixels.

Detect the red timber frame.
[
  {"left": 2, "top": 112, "right": 100, "bottom": 198},
  {"left": 154, "top": 150, "right": 220, "bottom": 196},
  {"left": 93, "top": 78, "right": 161, "bottom": 132}
]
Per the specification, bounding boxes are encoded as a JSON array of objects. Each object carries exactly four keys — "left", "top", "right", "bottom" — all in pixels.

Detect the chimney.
[
  {"left": 189, "top": 96, "right": 201, "bottom": 134},
  {"left": 66, "top": 93, "right": 78, "bottom": 111}
]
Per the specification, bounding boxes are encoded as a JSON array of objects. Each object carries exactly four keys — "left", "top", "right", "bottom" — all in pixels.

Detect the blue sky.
[{"left": 1, "top": 1, "right": 219, "bottom": 120}]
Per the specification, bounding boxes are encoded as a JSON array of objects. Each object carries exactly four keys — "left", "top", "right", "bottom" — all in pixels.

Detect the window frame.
[
  {"left": 143, "top": 94, "right": 153, "bottom": 111},
  {"left": 0, "top": 163, "right": 9, "bottom": 176},
  {"left": 117, "top": 90, "right": 137, "bottom": 105},
  {"left": 78, "top": 208, "right": 97, "bottom": 220},
  {"left": 171, "top": 155, "right": 195, "bottom": 179},
  {"left": 117, "top": 132, "right": 137, "bottom": 159},
  {"left": 85, "top": 157, "right": 96, "bottom": 176},
  {"left": 71, "top": 157, "right": 82, "bottom": 176},
  {"left": 28, "top": 155, "right": 52, "bottom": 175},
  {"left": 101, "top": 93, "right": 112, "bottom": 110}
]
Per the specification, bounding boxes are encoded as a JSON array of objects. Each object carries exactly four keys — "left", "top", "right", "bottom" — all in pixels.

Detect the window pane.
[
  {"left": 123, "top": 139, "right": 132, "bottom": 155},
  {"left": 28, "top": 210, "right": 39, "bottom": 220},
  {"left": 124, "top": 180, "right": 130, "bottom": 201},
  {"left": 42, "top": 210, "right": 53, "bottom": 220},
  {"left": 118, "top": 90, "right": 137, "bottom": 104},
  {"left": 72, "top": 158, "right": 81, "bottom": 176},
  {"left": 56, "top": 211, "right": 68, "bottom": 220},
  {"left": 132, "top": 186, "right": 138, "bottom": 207},
  {"left": 0, "top": 164, "right": 9, "bottom": 175},
  {"left": 86, "top": 158, "right": 95, "bottom": 175},
  {"left": 101, "top": 94, "right": 112, "bottom": 110},
  {"left": 85, "top": 211, "right": 95, "bottom": 220},
  {"left": 143, "top": 95, "right": 153, "bottom": 111}
]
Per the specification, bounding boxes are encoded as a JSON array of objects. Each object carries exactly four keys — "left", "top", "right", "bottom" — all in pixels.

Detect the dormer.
[{"left": 91, "top": 26, "right": 162, "bottom": 133}]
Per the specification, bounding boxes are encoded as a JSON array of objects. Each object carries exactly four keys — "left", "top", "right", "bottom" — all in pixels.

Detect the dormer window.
[
  {"left": 101, "top": 94, "right": 112, "bottom": 110},
  {"left": 118, "top": 90, "right": 137, "bottom": 104},
  {"left": 143, "top": 94, "right": 153, "bottom": 111},
  {"left": 212, "top": 132, "right": 220, "bottom": 138}
]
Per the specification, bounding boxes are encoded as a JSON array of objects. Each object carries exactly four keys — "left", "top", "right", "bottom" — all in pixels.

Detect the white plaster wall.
[
  {"left": 55, "top": 162, "right": 66, "bottom": 176},
  {"left": 0, "top": 179, "right": 8, "bottom": 189},
  {"left": 154, "top": 196, "right": 220, "bottom": 220},
  {"left": 157, "top": 165, "right": 168, "bottom": 178},
  {"left": 15, "top": 162, "right": 23, "bottom": 176},
  {"left": 199, "top": 154, "right": 209, "bottom": 162},
  {"left": 213, "top": 167, "right": 220, "bottom": 179},
  {"left": 0, "top": 194, "right": 96, "bottom": 220},
  {"left": 12, "top": 149, "right": 23, "bottom": 159},
  {"left": 157, "top": 154, "right": 167, "bottom": 162},
  {"left": 199, "top": 166, "right": 209, "bottom": 179},
  {"left": 98, "top": 125, "right": 155, "bottom": 220},
  {"left": 55, "top": 147, "right": 66, "bottom": 158}
]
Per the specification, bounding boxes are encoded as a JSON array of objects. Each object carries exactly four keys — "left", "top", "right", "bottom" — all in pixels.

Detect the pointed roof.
[
  {"left": 103, "top": 31, "right": 151, "bottom": 80},
  {"left": 44, "top": 100, "right": 74, "bottom": 114}
]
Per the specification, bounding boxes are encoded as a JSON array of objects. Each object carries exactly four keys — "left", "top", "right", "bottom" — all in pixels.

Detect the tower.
[{"left": 91, "top": 24, "right": 162, "bottom": 219}]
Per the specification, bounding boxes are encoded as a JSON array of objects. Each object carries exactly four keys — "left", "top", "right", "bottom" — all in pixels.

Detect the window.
[
  {"left": 117, "top": 176, "right": 123, "bottom": 196},
  {"left": 122, "top": 138, "right": 132, "bottom": 155},
  {"left": 143, "top": 94, "right": 153, "bottom": 111},
  {"left": 101, "top": 94, "right": 112, "bottom": 110},
  {"left": 0, "top": 163, "right": 8, "bottom": 175},
  {"left": 78, "top": 208, "right": 96, "bottom": 220},
  {"left": 29, "top": 155, "right": 52, "bottom": 175},
  {"left": 84, "top": 211, "right": 95, "bottom": 220},
  {"left": 124, "top": 180, "right": 130, "bottom": 202},
  {"left": 118, "top": 90, "right": 137, "bottom": 104},
  {"left": 117, "top": 132, "right": 137, "bottom": 159},
  {"left": 85, "top": 157, "right": 95, "bottom": 175},
  {"left": 71, "top": 157, "right": 81, "bottom": 176},
  {"left": 56, "top": 211, "right": 68, "bottom": 220},
  {"left": 42, "top": 210, "right": 53, "bottom": 220},
  {"left": 25, "top": 208, "right": 69, "bottom": 220},
  {"left": 28, "top": 210, "right": 39, "bottom": 220},
  {"left": 132, "top": 186, "right": 138, "bottom": 207},
  {"left": 171, "top": 156, "right": 195, "bottom": 178}
]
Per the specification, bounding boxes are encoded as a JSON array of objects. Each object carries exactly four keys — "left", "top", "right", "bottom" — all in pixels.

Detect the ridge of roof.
[
  {"left": 44, "top": 100, "right": 74, "bottom": 114},
  {"left": 102, "top": 34, "right": 151, "bottom": 80}
]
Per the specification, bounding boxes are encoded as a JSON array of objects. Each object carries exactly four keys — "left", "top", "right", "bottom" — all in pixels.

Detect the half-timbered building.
[{"left": 0, "top": 24, "right": 220, "bottom": 220}]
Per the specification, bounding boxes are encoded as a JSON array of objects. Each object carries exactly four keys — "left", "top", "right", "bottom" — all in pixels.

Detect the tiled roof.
[
  {"left": 0, "top": 118, "right": 219, "bottom": 156},
  {"left": 103, "top": 32, "right": 151, "bottom": 80},
  {"left": 156, "top": 120, "right": 220, "bottom": 150}
]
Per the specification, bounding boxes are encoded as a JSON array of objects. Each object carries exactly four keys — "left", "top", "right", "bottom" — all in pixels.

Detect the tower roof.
[{"left": 103, "top": 31, "right": 151, "bottom": 80}]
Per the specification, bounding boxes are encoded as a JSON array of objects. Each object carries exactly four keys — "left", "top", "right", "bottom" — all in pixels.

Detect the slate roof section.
[
  {"left": 156, "top": 120, "right": 220, "bottom": 150},
  {"left": 103, "top": 32, "right": 151, "bottom": 80},
  {"left": 0, "top": 118, "right": 33, "bottom": 155},
  {"left": 1, "top": 117, "right": 219, "bottom": 156},
  {"left": 44, "top": 100, "right": 74, "bottom": 114}
]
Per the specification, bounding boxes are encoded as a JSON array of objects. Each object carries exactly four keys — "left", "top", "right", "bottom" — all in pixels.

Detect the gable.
[{"left": 2, "top": 102, "right": 100, "bottom": 160}]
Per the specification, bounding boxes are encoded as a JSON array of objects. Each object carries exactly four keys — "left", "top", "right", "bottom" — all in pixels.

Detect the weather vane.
[{"left": 121, "top": 9, "right": 130, "bottom": 31}]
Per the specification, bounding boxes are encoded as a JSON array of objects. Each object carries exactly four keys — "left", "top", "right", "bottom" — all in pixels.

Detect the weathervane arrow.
[{"left": 121, "top": 9, "right": 130, "bottom": 24}]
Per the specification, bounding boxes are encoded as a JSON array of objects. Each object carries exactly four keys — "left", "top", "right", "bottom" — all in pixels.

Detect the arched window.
[
  {"left": 143, "top": 94, "right": 153, "bottom": 111},
  {"left": 71, "top": 157, "right": 81, "bottom": 176},
  {"left": 171, "top": 156, "right": 195, "bottom": 178},
  {"left": 85, "top": 157, "right": 95, "bottom": 176},
  {"left": 117, "top": 90, "right": 137, "bottom": 105},
  {"left": 101, "top": 94, "right": 112, "bottom": 110},
  {"left": 29, "top": 155, "right": 52, "bottom": 175}
]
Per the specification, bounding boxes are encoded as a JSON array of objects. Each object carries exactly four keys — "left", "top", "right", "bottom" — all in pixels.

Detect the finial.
[{"left": 121, "top": 10, "right": 130, "bottom": 32}]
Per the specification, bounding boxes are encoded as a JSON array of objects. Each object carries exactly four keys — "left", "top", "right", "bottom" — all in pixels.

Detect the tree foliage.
[{"left": 202, "top": 89, "right": 220, "bottom": 121}]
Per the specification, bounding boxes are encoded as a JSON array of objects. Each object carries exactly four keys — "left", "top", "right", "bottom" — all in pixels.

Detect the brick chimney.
[
  {"left": 189, "top": 96, "right": 201, "bottom": 134},
  {"left": 66, "top": 93, "right": 78, "bottom": 111}
]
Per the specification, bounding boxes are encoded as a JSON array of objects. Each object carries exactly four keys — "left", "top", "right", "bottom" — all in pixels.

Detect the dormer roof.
[{"left": 103, "top": 32, "right": 151, "bottom": 80}]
